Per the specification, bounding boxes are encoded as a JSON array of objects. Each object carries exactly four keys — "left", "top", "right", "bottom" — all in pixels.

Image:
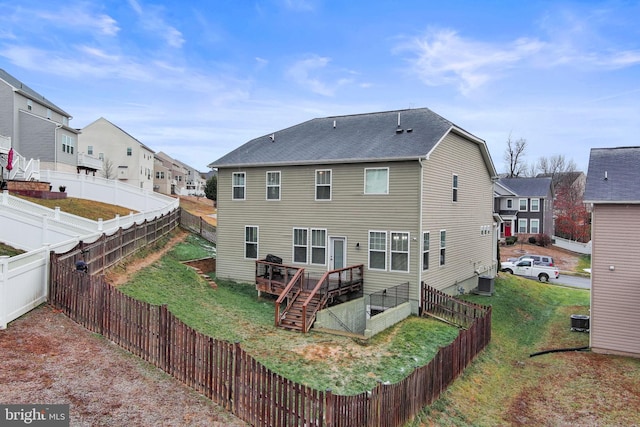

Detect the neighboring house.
[
  {"left": 209, "top": 108, "right": 499, "bottom": 313},
  {"left": 78, "top": 118, "right": 155, "bottom": 190},
  {"left": 175, "top": 158, "right": 206, "bottom": 196},
  {"left": 0, "top": 68, "right": 100, "bottom": 175},
  {"left": 583, "top": 146, "right": 640, "bottom": 358},
  {"left": 494, "top": 177, "right": 554, "bottom": 240},
  {"left": 155, "top": 151, "right": 187, "bottom": 195},
  {"left": 153, "top": 154, "right": 172, "bottom": 195}
]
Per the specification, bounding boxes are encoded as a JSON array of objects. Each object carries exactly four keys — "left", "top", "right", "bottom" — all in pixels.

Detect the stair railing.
[{"left": 274, "top": 267, "right": 305, "bottom": 327}]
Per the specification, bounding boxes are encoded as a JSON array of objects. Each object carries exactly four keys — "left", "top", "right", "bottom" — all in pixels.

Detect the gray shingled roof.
[
  {"left": 0, "top": 68, "right": 71, "bottom": 117},
  {"left": 584, "top": 146, "right": 640, "bottom": 203},
  {"left": 497, "top": 177, "right": 552, "bottom": 198},
  {"left": 209, "top": 108, "right": 493, "bottom": 170}
]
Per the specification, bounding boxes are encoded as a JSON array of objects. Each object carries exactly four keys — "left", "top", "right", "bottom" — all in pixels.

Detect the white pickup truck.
[{"left": 500, "top": 258, "right": 559, "bottom": 282}]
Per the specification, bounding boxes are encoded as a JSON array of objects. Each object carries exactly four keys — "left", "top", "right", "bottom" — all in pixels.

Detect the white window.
[
  {"left": 364, "top": 167, "right": 389, "bottom": 195},
  {"left": 27, "top": 100, "right": 32, "bottom": 111},
  {"left": 506, "top": 199, "right": 513, "bottom": 209},
  {"left": 315, "top": 169, "right": 331, "bottom": 200},
  {"left": 368, "top": 231, "right": 387, "bottom": 270},
  {"left": 46, "top": 108, "right": 51, "bottom": 119},
  {"left": 87, "top": 146, "right": 93, "bottom": 155},
  {"left": 518, "top": 219, "right": 528, "bottom": 233},
  {"left": 422, "top": 232, "right": 430, "bottom": 271},
  {"left": 293, "top": 228, "right": 308, "bottom": 263},
  {"left": 232, "top": 172, "right": 246, "bottom": 200},
  {"left": 519, "top": 198, "right": 528, "bottom": 211},
  {"left": 245, "top": 226, "right": 258, "bottom": 259},
  {"left": 439, "top": 230, "right": 446, "bottom": 266},
  {"left": 391, "top": 232, "right": 409, "bottom": 272},
  {"left": 311, "top": 229, "right": 327, "bottom": 265},
  {"left": 530, "top": 219, "right": 540, "bottom": 234},
  {"left": 530, "top": 198, "right": 540, "bottom": 212},
  {"left": 98, "top": 153, "right": 104, "bottom": 160},
  {"left": 127, "top": 147, "right": 132, "bottom": 156},
  {"left": 452, "top": 174, "right": 458, "bottom": 202},
  {"left": 266, "top": 171, "right": 281, "bottom": 200}
]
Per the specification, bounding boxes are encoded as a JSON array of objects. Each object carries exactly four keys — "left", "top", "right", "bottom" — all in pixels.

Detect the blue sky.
[{"left": 1, "top": 0, "right": 639, "bottom": 172}]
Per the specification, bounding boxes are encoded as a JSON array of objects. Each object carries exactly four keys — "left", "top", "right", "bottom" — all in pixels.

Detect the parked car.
[
  {"left": 506, "top": 254, "right": 554, "bottom": 267},
  {"left": 500, "top": 258, "right": 559, "bottom": 282}
]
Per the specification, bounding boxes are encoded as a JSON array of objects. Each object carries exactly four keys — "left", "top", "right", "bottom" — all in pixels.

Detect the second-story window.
[
  {"left": 507, "top": 199, "right": 513, "bottom": 209},
  {"left": 87, "top": 146, "right": 93, "bottom": 155},
  {"left": 315, "top": 169, "right": 331, "bottom": 200},
  {"left": 127, "top": 147, "right": 132, "bottom": 156},
  {"left": 364, "top": 167, "right": 388, "bottom": 194},
  {"left": 519, "top": 198, "right": 528, "bottom": 211},
  {"left": 232, "top": 172, "right": 246, "bottom": 200},
  {"left": 452, "top": 174, "right": 459, "bottom": 202},
  {"left": 530, "top": 198, "right": 540, "bottom": 212},
  {"left": 27, "top": 100, "right": 32, "bottom": 111},
  {"left": 266, "top": 171, "right": 281, "bottom": 200}
]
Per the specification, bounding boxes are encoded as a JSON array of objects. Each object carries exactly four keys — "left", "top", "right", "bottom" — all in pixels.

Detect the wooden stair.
[{"left": 278, "top": 290, "right": 322, "bottom": 332}]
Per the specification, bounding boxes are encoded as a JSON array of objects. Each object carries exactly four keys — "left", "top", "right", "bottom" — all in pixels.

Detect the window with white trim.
[
  {"left": 530, "top": 219, "right": 540, "bottom": 234},
  {"left": 266, "top": 171, "right": 281, "bottom": 200},
  {"left": 293, "top": 228, "right": 308, "bottom": 263},
  {"left": 506, "top": 198, "right": 513, "bottom": 209},
  {"left": 232, "top": 172, "right": 246, "bottom": 200},
  {"left": 519, "top": 198, "right": 528, "bottom": 211},
  {"left": 245, "top": 226, "right": 258, "bottom": 259},
  {"left": 126, "top": 147, "right": 132, "bottom": 156},
  {"left": 315, "top": 169, "right": 331, "bottom": 200},
  {"left": 391, "top": 232, "right": 409, "bottom": 272},
  {"left": 364, "top": 167, "right": 388, "bottom": 195},
  {"left": 530, "top": 198, "right": 540, "bottom": 212},
  {"left": 518, "top": 219, "right": 528, "bottom": 233},
  {"left": 452, "top": 174, "right": 458, "bottom": 202},
  {"left": 87, "top": 146, "right": 93, "bottom": 155},
  {"left": 439, "top": 230, "right": 446, "bottom": 266},
  {"left": 311, "top": 229, "right": 327, "bottom": 265},
  {"left": 368, "top": 231, "right": 387, "bottom": 270},
  {"left": 422, "top": 232, "right": 430, "bottom": 271},
  {"left": 27, "top": 100, "right": 32, "bottom": 111}
]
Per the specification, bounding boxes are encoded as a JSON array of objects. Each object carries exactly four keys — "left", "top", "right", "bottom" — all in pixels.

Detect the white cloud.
[
  {"left": 128, "top": 0, "right": 184, "bottom": 48},
  {"left": 286, "top": 55, "right": 357, "bottom": 96}
]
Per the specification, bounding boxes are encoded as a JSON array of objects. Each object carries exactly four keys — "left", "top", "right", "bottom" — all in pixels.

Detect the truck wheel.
[
  {"left": 504, "top": 269, "right": 513, "bottom": 274},
  {"left": 538, "top": 273, "right": 549, "bottom": 282}
]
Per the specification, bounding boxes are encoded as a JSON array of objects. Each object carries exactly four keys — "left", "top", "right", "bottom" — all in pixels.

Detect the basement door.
[{"left": 329, "top": 237, "right": 346, "bottom": 272}]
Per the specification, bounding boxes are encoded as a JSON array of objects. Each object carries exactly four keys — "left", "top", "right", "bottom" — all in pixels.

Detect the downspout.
[
  {"left": 418, "top": 157, "right": 425, "bottom": 311},
  {"left": 54, "top": 123, "right": 62, "bottom": 172}
]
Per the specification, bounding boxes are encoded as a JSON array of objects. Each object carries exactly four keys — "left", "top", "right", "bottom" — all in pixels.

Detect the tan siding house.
[
  {"left": 210, "top": 108, "right": 499, "bottom": 313},
  {"left": 584, "top": 146, "right": 640, "bottom": 358}
]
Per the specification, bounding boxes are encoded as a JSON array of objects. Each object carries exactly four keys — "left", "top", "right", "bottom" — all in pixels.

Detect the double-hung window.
[
  {"left": 422, "top": 232, "right": 430, "bottom": 271},
  {"left": 390, "top": 232, "right": 409, "bottom": 272},
  {"left": 439, "top": 230, "right": 446, "bottom": 266},
  {"left": 245, "top": 226, "right": 258, "bottom": 259},
  {"left": 266, "top": 171, "right": 280, "bottom": 200},
  {"left": 368, "top": 231, "right": 387, "bottom": 270},
  {"left": 506, "top": 199, "right": 513, "bottom": 209},
  {"left": 530, "top": 219, "right": 540, "bottom": 234},
  {"left": 310, "top": 229, "right": 327, "bottom": 265},
  {"left": 364, "top": 168, "right": 388, "bottom": 194},
  {"left": 518, "top": 219, "right": 528, "bottom": 233},
  {"left": 315, "top": 170, "right": 331, "bottom": 200},
  {"left": 530, "top": 198, "right": 540, "bottom": 212},
  {"left": 452, "top": 174, "right": 458, "bottom": 202},
  {"left": 232, "top": 172, "right": 246, "bottom": 200},
  {"left": 519, "top": 198, "right": 528, "bottom": 211},
  {"left": 293, "top": 228, "right": 308, "bottom": 263}
]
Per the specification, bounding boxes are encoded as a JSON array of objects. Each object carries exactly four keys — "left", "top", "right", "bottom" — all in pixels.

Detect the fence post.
[
  {"left": 0, "top": 255, "right": 9, "bottom": 329},
  {"left": 233, "top": 341, "right": 241, "bottom": 417},
  {"left": 159, "top": 304, "right": 169, "bottom": 371},
  {"left": 324, "top": 389, "right": 334, "bottom": 427}
]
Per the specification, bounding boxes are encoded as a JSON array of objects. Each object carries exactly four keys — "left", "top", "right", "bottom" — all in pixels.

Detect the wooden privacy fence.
[
  {"left": 49, "top": 254, "right": 491, "bottom": 426},
  {"left": 180, "top": 208, "right": 217, "bottom": 243}
]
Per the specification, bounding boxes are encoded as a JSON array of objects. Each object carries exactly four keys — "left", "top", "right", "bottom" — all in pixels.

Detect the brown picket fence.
[{"left": 49, "top": 235, "right": 491, "bottom": 426}]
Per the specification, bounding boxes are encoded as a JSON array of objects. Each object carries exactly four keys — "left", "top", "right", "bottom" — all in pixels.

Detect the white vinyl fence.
[
  {"left": 0, "top": 171, "right": 179, "bottom": 328},
  {"left": 553, "top": 235, "right": 592, "bottom": 255}
]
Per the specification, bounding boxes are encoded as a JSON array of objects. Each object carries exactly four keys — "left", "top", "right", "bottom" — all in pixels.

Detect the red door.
[{"left": 504, "top": 223, "right": 512, "bottom": 237}]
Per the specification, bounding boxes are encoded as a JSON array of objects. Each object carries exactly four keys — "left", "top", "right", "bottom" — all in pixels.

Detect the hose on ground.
[{"left": 529, "top": 346, "right": 590, "bottom": 358}]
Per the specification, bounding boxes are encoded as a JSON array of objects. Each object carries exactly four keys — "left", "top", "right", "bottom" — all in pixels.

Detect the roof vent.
[
  {"left": 396, "top": 127, "right": 404, "bottom": 134},
  {"left": 333, "top": 120, "right": 336, "bottom": 129},
  {"left": 604, "top": 171, "right": 608, "bottom": 180},
  {"left": 406, "top": 128, "right": 413, "bottom": 133},
  {"left": 269, "top": 134, "right": 275, "bottom": 142}
]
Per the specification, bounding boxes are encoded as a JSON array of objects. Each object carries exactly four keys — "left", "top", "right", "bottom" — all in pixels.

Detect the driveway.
[{"left": 551, "top": 274, "right": 591, "bottom": 289}]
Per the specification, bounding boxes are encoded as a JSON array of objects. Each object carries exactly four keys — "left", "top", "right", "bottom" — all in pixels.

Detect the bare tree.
[
  {"left": 535, "top": 155, "right": 577, "bottom": 187},
  {"left": 503, "top": 135, "right": 528, "bottom": 177},
  {"left": 102, "top": 158, "right": 114, "bottom": 179}
]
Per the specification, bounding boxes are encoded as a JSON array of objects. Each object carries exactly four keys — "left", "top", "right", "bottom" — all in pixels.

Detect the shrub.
[
  {"left": 536, "top": 234, "right": 551, "bottom": 247},
  {"left": 528, "top": 236, "right": 537, "bottom": 244},
  {"left": 505, "top": 236, "right": 518, "bottom": 245}
]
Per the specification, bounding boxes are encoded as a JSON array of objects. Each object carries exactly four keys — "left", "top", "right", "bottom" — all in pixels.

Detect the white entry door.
[{"left": 329, "top": 237, "right": 346, "bottom": 271}]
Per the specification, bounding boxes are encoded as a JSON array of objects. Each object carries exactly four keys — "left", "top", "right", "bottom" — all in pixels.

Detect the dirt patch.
[
  {"left": 178, "top": 195, "right": 217, "bottom": 226},
  {"left": 0, "top": 305, "right": 246, "bottom": 426},
  {"left": 500, "top": 241, "right": 582, "bottom": 273}
]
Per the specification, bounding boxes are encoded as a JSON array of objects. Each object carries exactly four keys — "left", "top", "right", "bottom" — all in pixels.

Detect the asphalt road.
[{"left": 550, "top": 274, "right": 591, "bottom": 289}]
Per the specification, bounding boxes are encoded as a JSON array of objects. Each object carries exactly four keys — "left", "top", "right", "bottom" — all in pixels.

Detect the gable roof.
[
  {"left": 497, "top": 177, "right": 552, "bottom": 198},
  {"left": 209, "top": 108, "right": 496, "bottom": 176},
  {"left": 83, "top": 117, "right": 155, "bottom": 154},
  {"left": 584, "top": 146, "right": 640, "bottom": 203},
  {"left": 0, "top": 68, "right": 71, "bottom": 118}
]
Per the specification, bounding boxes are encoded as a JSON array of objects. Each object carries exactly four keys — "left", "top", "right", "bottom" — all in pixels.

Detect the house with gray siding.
[
  {"left": 209, "top": 108, "right": 499, "bottom": 315},
  {"left": 0, "top": 68, "right": 85, "bottom": 173},
  {"left": 584, "top": 146, "right": 640, "bottom": 358},
  {"left": 494, "top": 177, "right": 554, "bottom": 240}
]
